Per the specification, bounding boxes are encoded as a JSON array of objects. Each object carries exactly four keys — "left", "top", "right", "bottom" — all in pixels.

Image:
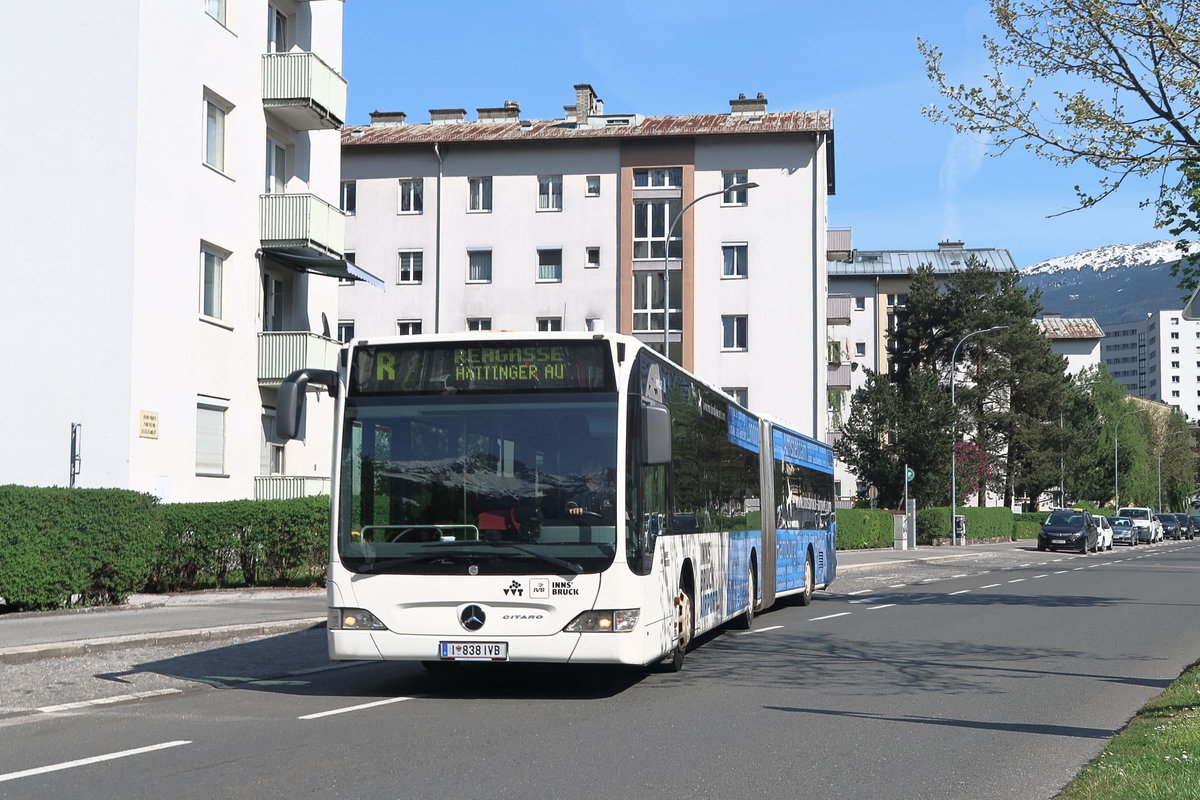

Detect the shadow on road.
[{"left": 762, "top": 705, "right": 1117, "bottom": 739}]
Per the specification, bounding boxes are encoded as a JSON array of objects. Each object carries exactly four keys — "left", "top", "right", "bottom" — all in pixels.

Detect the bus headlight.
[
  {"left": 564, "top": 609, "right": 639, "bottom": 632},
  {"left": 329, "top": 608, "right": 387, "bottom": 630}
]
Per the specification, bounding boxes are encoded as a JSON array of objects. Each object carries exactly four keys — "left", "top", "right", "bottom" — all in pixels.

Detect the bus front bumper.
[{"left": 329, "top": 627, "right": 662, "bottom": 666}]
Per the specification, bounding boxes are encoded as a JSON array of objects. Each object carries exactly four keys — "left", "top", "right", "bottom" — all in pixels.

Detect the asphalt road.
[{"left": 2, "top": 540, "right": 1198, "bottom": 800}]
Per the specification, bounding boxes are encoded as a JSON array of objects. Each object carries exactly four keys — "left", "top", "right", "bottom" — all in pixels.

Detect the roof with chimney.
[
  {"left": 1034, "top": 316, "right": 1106, "bottom": 340},
  {"left": 828, "top": 241, "right": 1018, "bottom": 276}
]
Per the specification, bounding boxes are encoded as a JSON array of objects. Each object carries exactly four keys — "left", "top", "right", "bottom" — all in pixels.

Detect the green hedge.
[
  {"left": 151, "top": 496, "right": 329, "bottom": 592},
  {"left": 0, "top": 487, "right": 329, "bottom": 611},
  {"left": 834, "top": 509, "right": 894, "bottom": 549},
  {"left": 916, "top": 506, "right": 1015, "bottom": 544},
  {"left": 0, "top": 486, "right": 162, "bottom": 611},
  {"left": 1014, "top": 520, "right": 1040, "bottom": 540}
]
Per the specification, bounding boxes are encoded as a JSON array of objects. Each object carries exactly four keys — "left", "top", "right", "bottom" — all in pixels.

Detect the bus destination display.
[{"left": 351, "top": 341, "right": 615, "bottom": 395}]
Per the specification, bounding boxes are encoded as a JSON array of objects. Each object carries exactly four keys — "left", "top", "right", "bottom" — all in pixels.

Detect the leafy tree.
[{"left": 919, "top": 1, "right": 1200, "bottom": 278}]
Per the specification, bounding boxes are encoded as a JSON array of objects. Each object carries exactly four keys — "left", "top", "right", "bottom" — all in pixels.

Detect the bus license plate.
[{"left": 439, "top": 641, "right": 508, "bottom": 661}]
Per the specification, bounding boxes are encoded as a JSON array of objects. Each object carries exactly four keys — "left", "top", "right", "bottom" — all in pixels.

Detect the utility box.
[
  {"left": 893, "top": 514, "right": 908, "bottom": 551},
  {"left": 954, "top": 514, "right": 967, "bottom": 545}
]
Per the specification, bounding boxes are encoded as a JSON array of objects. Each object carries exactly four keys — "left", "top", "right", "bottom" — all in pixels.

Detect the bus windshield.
[{"left": 338, "top": 393, "right": 619, "bottom": 574}]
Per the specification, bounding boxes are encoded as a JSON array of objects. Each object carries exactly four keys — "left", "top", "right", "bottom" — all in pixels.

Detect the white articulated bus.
[{"left": 277, "top": 332, "right": 836, "bottom": 671}]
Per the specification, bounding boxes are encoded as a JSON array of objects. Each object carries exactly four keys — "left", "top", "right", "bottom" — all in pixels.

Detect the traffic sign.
[{"left": 906, "top": 467, "right": 915, "bottom": 482}]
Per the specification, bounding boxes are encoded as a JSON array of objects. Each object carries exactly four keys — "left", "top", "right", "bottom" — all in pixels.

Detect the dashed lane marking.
[
  {"left": 810, "top": 612, "right": 851, "bottom": 621},
  {"left": 981, "top": 583, "right": 1002, "bottom": 589},
  {"left": 0, "top": 741, "right": 192, "bottom": 784},
  {"left": 949, "top": 590, "right": 970, "bottom": 595},
  {"left": 735, "top": 625, "right": 784, "bottom": 635},
  {"left": 299, "top": 696, "right": 416, "bottom": 720}
]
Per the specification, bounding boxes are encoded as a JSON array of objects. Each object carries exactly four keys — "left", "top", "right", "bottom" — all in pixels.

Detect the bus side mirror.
[
  {"left": 277, "top": 369, "right": 338, "bottom": 442},
  {"left": 641, "top": 403, "right": 671, "bottom": 465}
]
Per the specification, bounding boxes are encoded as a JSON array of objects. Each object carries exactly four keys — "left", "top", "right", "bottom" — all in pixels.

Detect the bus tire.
[
  {"left": 661, "top": 586, "right": 693, "bottom": 672},
  {"left": 797, "top": 551, "right": 814, "bottom": 606},
  {"left": 731, "top": 565, "right": 756, "bottom": 630}
]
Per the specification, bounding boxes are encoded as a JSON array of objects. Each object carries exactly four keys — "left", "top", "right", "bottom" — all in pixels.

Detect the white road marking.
[
  {"left": 735, "top": 625, "right": 784, "bottom": 635},
  {"left": 0, "top": 741, "right": 192, "bottom": 784},
  {"left": 980, "top": 583, "right": 1002, "bottom": 589},
  {"left": 1054, "top": 570, "right": 1068, "bottom": 574},
  {"left": 909, "top": 595, "right": 936, "bottom": 602},
  {"left": 889, "top": 584, "right": 907, "bottom": 588},
  {"left": 868, "top": 604, "right": 897, "bottom": 610},
  {"left": 949, "top": 590, "right": 970, "bottom": 595},
  {"left": 36, "top": 688, "right": 182, "bottom": 714},
  {"left": 299, "top": 696, "right": 416, "bottom": 720},
  {"left": 1073, "top": 566, "right": 1086, "bottom": 570},
  {"left": 951, "top": 574, "right": 968, "bottom": 578},
  {"left": 847, "top": 589, "right": 873, "bottom": 596},
  {"left": 1019, "top": 563, "right": 1031, "bottom": 567},
  {"left": 1008, "top": 578, "right": 1025, "bottom": 583},
  {"left": 849, "top": 596, "right": 884, "bottom": 604},
  {"left": 1033, "top": 574, "right": 1049, "bottom": 579},
  {"left": 810, "top": 612, "right": 851, "bottom": 621}
]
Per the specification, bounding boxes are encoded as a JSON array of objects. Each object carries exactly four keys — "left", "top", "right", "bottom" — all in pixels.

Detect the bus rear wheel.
[
  {"left": 797, "top": 551, "right": 815, "bottom": 606},
  {"left": 731, "top": 566, "right": 756, "bottom": 630},
  {"left": 661, "top": 587, "right": 693, "bottom": 672}
]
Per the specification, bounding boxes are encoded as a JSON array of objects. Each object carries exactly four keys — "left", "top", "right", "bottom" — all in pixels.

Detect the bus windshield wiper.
[
  {"left": 354, "top": 553, "right": 463, "bottom": 573},
  {"left": 468, "top": 541, "right": 583, "bottom": 574}
]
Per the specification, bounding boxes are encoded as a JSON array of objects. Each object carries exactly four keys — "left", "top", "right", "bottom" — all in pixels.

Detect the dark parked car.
[
  {"left": 1157, "top": 513, "right": 1182, "bottom": 540},
  {"left": 1109, "top": 515, "right": 1138, "bottom": 546},
  {"left": 1190, "top": 515, "right": 1200, "bottom": 539},
  {"left": 1168, "top": 513, "right": 1195, "bottom": 540},
  {"left": 1038, "top": 510, "right": 1098, "bottom": 554}
]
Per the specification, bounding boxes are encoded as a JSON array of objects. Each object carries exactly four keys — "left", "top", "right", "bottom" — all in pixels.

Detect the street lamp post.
[
  {"left": 661, "top": 180, "right": 758, "bottom": 360},
  {"left": 949, "top": 325, "right": 1007, "bottom": 544},
  {"left": 1114, "top": 408, "right": 1147, "bottom": 511},
  {"left": 1157, "top": 430, "right": 1189, "bottom": 510}
]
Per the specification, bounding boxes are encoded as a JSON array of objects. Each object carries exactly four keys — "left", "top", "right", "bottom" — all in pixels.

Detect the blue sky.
[{"left": 342, "top": 0, "right": 1167, "bottom": 269}]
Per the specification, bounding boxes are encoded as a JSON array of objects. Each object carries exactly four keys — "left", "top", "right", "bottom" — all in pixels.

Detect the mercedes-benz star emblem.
[
  {"left": 467, "top": 564, "right": 479, "bottom": 576},
  {"left": 460, "top": 605, "right": 486, "bottom": 632}
]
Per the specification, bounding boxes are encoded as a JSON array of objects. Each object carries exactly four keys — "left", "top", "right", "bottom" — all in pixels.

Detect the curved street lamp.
[
  {"left": 661, "top": 181, "right": 758, "bottom": 359},
  {"left": 1113, "top": 408, "right": 1147, "bottom": 511},
  {"left": 949, "top": 325, "right": 1007, "bottom": 543}
]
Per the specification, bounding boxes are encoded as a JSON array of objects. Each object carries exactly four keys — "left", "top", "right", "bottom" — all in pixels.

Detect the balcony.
[
  {"left": 828, "top": 363, "right": 852, "bottom": 390},
  {"left": 827, "top": 294, "right": 852, "bottom": 325},
  {"left": 262, "top": 52, "right": 346, "bottom": 130},
  {"left": 258, "top": 331, "right": 341, "bottom": 385},
  {"left": 260, "top": 193, "right": 345, "bottom": 257},
  {"left": 254, "top": 475, "right": 331, "bottom": 501}
]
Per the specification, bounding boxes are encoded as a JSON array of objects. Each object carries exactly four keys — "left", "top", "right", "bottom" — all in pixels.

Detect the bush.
[
  {"left": 1013, "top": 520, "right": 1039, "bottom": 540},
  {"left": 916, "top": 506, "right": 1015, "bottom": 544},
  {"left": 0, "top": 486, "right": 161, "bottom": 611},
  {"left": 835, "top": 509, "right": 894, "bottom": 549}
]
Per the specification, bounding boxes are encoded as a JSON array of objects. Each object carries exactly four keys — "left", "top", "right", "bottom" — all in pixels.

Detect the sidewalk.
[{"left": 0, "top": 541, "right": 1030, "bottom": 665}]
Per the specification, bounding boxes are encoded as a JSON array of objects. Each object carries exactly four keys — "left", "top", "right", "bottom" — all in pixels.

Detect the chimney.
[
  {"left": 574, "top": 83, "right": 600, "bottom": 124},
  {"left": 478, "top": 100, "right": 521, "bottom": 122},
  {"left": 729, "top": 92, "right": 768, "bottom": 115},
  {"left": 938, "top": 240, "right": 965, "bottom": 250},
  {"left": 1043, "top": 312, "right": 1062, "bottom": 319},
  {"left": 429, "top": 108, "right": 467, "bottom": 124},
  {"left": 369, "top": 110, "right": 407, "bottom": 126}
]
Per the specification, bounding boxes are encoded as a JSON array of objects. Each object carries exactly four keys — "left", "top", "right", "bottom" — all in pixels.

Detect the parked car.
[
  {"left": 1038, "top": 509, "right": 1098, "bottom": 554},
  {"left": 1190, "top": 514, "right": 1200, "bottom": 539},
  {"left": 1109, "top": 515, "right": 1138, "bottom": 546},
  {"left": 1156, "top": 513, "right": 1181, "bottom": 541},
  {"left": 1169, "top": 513, "right": 1195, "bottom": 540},
  {"left": 1117, "top": 507, "right": 1161, "bottom": 543},
  {"left": 1094, "top": 514, "right": 1114, "bottom": 551}
]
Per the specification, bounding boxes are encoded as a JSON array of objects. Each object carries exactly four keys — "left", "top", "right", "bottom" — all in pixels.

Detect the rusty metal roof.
[
  {"left": 342, "top": 110, "right": 833, "bottom": 147},
  {"left": 829, "top": 247, "right": 1018, "bottom": 275},
  {"left": 1034, "top": 317, "right": 1105, "bottom": 339}
]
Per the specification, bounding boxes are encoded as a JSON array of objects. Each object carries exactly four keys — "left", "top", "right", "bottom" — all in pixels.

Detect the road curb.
[
  {"left": 0, "top": 617, "right": 326, "bottom": 665},
  {"left": 837, "top": 552, "right": 976, "bottom": 572}
]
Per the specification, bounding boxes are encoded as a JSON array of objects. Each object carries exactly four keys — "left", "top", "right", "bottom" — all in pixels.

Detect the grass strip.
[{"left": 1056, "top": 660, "right": 1200, "bottom": 799}]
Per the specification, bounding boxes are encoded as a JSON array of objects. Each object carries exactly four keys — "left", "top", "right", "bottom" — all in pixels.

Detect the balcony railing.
[
  {"left": 828, "top": 363, "right": 852, "bottom": 390},
  {"left": 827, "top": 294, "right": 852, "bottom": 325},
  {"left": 260, "top": 193, "right": 345, "bottom": 256},
  {"left": 254, "top": 475, "right": 331, "bottom": 500},
  {"left": 262, "top": 52, "right": 347, "bottom": 130},
  {"left": 258, "top": 331, "right": 341, "bottom": 384}
]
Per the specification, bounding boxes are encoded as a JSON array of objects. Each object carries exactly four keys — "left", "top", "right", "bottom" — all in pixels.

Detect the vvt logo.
[{"left": 503, "top": 580, "right": 523, "bottom": 596}]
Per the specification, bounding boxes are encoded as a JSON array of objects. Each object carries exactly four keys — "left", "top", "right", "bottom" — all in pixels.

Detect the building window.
[
  {"left": 634, "top": 168, "right": 682, "bottom": 188},
  {"left": 200, "top": 247, "right": 224, "bottom": 319},
  {"left": 263, "top": 274, "right": 285, "bottom": 331},
  {"left": 538, "top": 175, "right": 562, "bottom": 210},
  {"left": 722, "top": 171, "right": 749, "bottom": 205},
  {"left": 722, "top": 315, "right": 748, "bottom": 350},
  {"left": 397, "top": 320, "right": 422, "bottom": 335},
  {"left": 469, "top": 176, "right": 492, "bottom": 212},
  {"left": 467, "top": 317, "right": 492, "bottom": 331},
  {"left": 537, "top": 248, "right": 563, "bottom": 282},
  {"left": 265, "top": 138, "right": 287, "bottom": 194},
  {"left": 887, "top": 293, "right": 908, "bottom": 308},
  {"left": 468, "top": 249, "right": 492, "bottom": 283},
  {"left": 1173, "top": 390, "right": 1181, "bottom": 397},
  {"left": 1173, "top": 361, "right": 1181, "bottom": 368},
  {"left": 1172, "top": 317, "right": 1180, "bottom": 325},
  {"left": 586, "top": 246, "right": 601, "bottom": 269},
  {"left": 206, "top": 0, "right": 226, "bottom": 25},
  {"left": 722, "top": 244, "right": 748, "bottom": 278},
  {"left": 855, "top": 342, "right": 867, "bottom": 357},
  {"left": 1172, "top": 347, "right": 1180, "bottom": 354},
  {"left": 399, "top": 178, "right": 424, "bottom": 214},
  {"left": 196, "top": 400, "right": 227, "bottom": 476},
  {"left": 855, "top": 296, "right": 866, "bottom": 311},
  {"left": 633, "top": 271, "right": 681, "bottom": 334},
  {"left": 585, "top": 176, "right": 601, "bottom": 197},
  {"left": 203, "top": 95, "right": 228, "bottom": 172},
  {"left": 398, "top": 250, "right": 423, "bottom": 284},
  {"left": 340, "top": 181, "right": 357, "bottom": 214},
  {"left": 633, "top": 199, "right": 682, "bottom": 259},
  {"left": 724, "top": 387, "right": 749, "bottom": 406},
  {"left": 1171, "top": 332, "right": 1180, "bottom": 339},
  {"left": 1173, "top": 375, "right": 1181, "bottom": 382},
  {"left": 261, "top": 411, "right": 285, "bottom": 476},
  {"left": 537, "top": 317, "right": 563, "bottom": 332},
  {"left": 337, "top": 320, "right": 355, "bottom": 342},
  {"left": 268, "top": 5, "right": 289, "bottom": 52}
]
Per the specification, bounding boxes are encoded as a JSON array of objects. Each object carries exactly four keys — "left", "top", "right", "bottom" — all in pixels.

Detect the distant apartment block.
[
  {"left": 0, "top": 1, "right": 368, "bottom": 500},
  {"left": 1033, "top": 314, "right": 1104, "bottom": 376},
  {"left": 1102, "top": 309, "right": 1200, "bottom": 420},
  {"left": 339, "top": 85, "right": 835, "bottom": 437}
]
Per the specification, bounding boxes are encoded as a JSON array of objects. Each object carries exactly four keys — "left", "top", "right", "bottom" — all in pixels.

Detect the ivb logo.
[{"left": 503, "top": 580, "right": 523, "bottom": 597}]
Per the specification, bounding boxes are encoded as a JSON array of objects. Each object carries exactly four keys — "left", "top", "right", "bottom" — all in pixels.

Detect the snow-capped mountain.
[{"left": 1018, "top": 241, "right": 1193, "bottom": 326}]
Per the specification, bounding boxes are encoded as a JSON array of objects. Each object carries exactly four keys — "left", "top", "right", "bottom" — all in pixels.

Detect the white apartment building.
[
  {"left": 1102, "top": 310, "right": 1200, "bottom": 420},
  {"left": 1033, "top": 314, "right": 1104, "bottom": 376},
  {"left": 825, "top": 240, "right": 1018, "bottom": 504},
  {"left": 339, "top": 85, "right": 835, "bottom": 437},
  {"left": 0, "top": 1, "right": 365, "bottom": 501}
]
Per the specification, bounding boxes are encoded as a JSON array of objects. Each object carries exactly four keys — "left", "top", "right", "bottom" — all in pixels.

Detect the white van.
[{"left": 1117, "top": 507, "right": 1162, "bottom": 543}]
